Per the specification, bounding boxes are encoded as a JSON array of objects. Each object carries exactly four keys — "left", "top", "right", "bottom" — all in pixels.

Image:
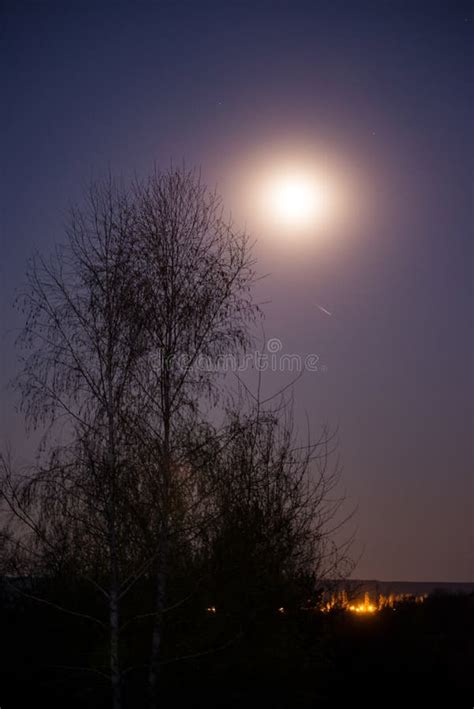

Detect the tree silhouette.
[{"left": 1, "top": 166, "right": 352, "bottom": 708}]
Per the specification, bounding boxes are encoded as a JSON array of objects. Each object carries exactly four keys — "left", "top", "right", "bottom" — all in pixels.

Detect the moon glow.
[{"left": 260, "top": 166, "right": 336, "bottom": 233}]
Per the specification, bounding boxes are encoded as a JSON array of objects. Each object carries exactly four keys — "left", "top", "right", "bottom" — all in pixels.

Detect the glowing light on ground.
[
  {"left": 319, "top": 590, "right": 428, "bottom": 614},
  {"left": 205, "top": 592, "right": 427, "bottom": 618}
]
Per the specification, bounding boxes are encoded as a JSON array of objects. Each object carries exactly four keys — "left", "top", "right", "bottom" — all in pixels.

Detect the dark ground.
[{"left": 1, "top": 591, "right": 473, "bottom": 708}]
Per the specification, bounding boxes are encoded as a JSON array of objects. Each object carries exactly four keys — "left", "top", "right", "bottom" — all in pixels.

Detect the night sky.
[{"left": 1, "top": 1, "right": 472, "bottom": 582}]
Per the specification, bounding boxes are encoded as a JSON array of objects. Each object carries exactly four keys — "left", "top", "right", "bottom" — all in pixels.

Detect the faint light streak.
[{"left": 316, "top": 303, "right": 332, "bottom": 317}]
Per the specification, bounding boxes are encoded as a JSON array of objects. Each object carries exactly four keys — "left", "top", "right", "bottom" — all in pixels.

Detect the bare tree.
[
  {"left": 7, "top": 174, "right": 147, "bottom": 708},
  {"left": 113, "top": 167, "right": 258, "bottom": 705},
  {"left": 198, "top": 385, "right": 354, "bottom": 623},
  {"left": 3, "top": 166, "right": 258, "bottom": 708},
  {"left": 1, "top": 166, "right": 354, "bottom": 708}
]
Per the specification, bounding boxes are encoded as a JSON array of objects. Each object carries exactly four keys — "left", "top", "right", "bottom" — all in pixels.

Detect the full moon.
[
  {"left": 262, "top": 169, "right": 332, "bottom": 230},
  {"left": 229, "top": 147, "right": 358, "bottom": 243}
]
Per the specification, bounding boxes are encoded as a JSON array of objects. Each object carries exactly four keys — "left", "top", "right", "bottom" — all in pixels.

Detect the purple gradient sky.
[{"left": 1, "top": 0, "right": 472, "bottom": 581}]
